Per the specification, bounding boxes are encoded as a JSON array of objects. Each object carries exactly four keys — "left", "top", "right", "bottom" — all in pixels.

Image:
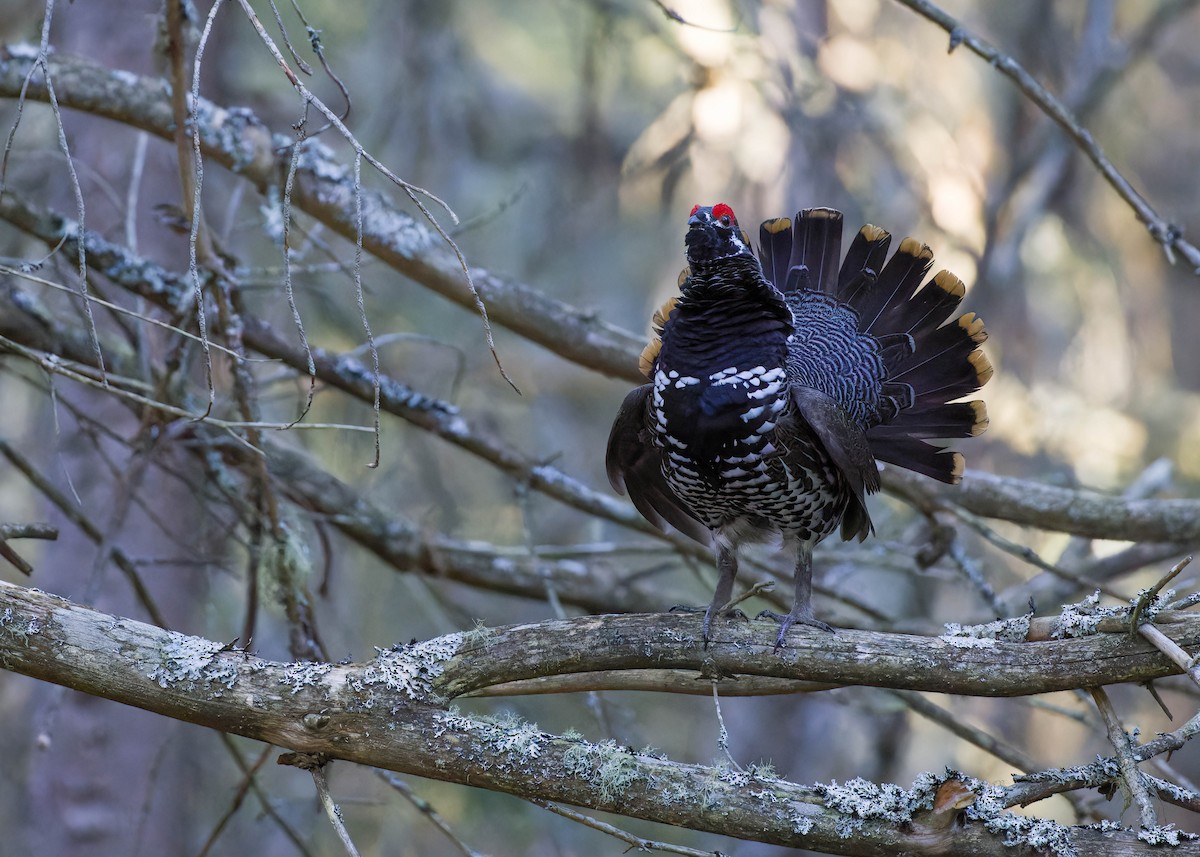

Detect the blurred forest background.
[{"left": 0, "top": 0, "right": 1199, "bottom": 854}]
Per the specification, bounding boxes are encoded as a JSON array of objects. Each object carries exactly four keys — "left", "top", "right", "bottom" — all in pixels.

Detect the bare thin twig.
[
  {"left": 534, "top": 800, "right": 725, "bottom": 857},
  {"left": 1090, "top": 687, "right": 1157, "bottom": 829},
  {"left": 230, "top": 0, "right": 520, "bottom": 392},
  {"left": 1139, "top": 624, "right": 1200, "bottom": 691},
  {"left": 711, "top": 681, "right": 743, "bottom": 772},
  {"left": 375, "top": 771, "right": 488, "bottom": 857},
  {"left": 893, "top": 0, "right": 1200, "bottom": 273}
]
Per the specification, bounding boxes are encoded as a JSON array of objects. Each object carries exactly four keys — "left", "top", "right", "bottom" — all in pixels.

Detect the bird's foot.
[
  {"left": 756, "top": 609, "right": 834, "bottom": 652},
  {"left": 670, "top": 604, "right": 747, "bottom": 649}
]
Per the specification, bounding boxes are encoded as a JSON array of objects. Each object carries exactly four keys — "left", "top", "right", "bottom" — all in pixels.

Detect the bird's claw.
[
  {"left": 756, "top": 609, "right": 834, "bottom": 651},
  {"left": 677, "top": 604, "right": 748, "bottom": 649}
]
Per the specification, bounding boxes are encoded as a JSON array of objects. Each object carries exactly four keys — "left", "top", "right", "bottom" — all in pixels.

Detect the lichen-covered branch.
[
  {"left": 884, "top": 466, "right": 1200, "bottom": 543},
  {"left": 1, "top": 579, "right": 1194, "bottom": 856}
]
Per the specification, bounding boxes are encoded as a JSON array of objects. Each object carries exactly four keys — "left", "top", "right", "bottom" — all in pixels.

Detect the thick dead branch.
[
  {"left": 884, "top": 466, "right": 1200, "bottom": 543},
  {"left": 1, "top": 579, "right": 1194, "bottom": 856}
]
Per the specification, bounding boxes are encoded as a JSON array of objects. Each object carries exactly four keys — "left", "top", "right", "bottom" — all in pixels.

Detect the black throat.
[{"left": 652, "top": 262, "right": 794, "bottom": 461}]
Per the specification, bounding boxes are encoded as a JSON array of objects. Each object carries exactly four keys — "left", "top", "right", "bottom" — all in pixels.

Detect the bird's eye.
[{"left": 718, "top": 215, "right": 730, "bottom": 226}]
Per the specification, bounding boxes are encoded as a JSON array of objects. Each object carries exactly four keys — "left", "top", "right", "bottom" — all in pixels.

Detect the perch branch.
[{"left": 1, "top": 579, "right": 1194, "bottom": 856}]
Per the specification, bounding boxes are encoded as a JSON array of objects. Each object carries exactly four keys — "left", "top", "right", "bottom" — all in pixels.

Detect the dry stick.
[
  {"left": 171, "top": 0, "right": 217, "bottom": 414},
  {"left": 710, "top": 681, "right": 743, "bottom": 772},
  {"left": 533, "top": 800, "right": 724, "bottom": 857},
  {"left": 230, "top": 0, "right": 520, "bottom": 393},
  {"left": 278, "top": 126, "right": 318, "bottom": 426},
  {"left": 265, "top": 0, "right": 315, "bottom": 75},
  {"left": 0, "top": 522, "right": 57, "bottom": 541},
  {"left": 0, "top": 522, "right": 56, "bottom": 575},
  {"left": 375, "top": 771, "right": 489, "bottom": 857},
  {"left": 1129, "top": 556, "right": 1193, "bottom": 633},
  {"left": 351, "top": 151, "right": 381, "bottom": 468},
  {"left": 894, "top": 0, "right": 1200, "bottom": 273},
  {"left": 282, "top": 0, "right": 352, "bottom": 122},
  {"left": 310, "top": 765, "right": 362, "bottom": 857},
  {"left": 31, "top": 0, "right": 106, "bottom": 384},
  {"left": 1139, "top": 625, "right": 1200, "bottom": 688},
  {"left": 1089, "top": 687, "right": 1158, "bottom": 829}
]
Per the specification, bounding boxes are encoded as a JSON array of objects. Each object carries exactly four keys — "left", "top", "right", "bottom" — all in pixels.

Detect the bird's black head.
[{"left": 685, "top": 203, "right": 753, "bottom": 268}]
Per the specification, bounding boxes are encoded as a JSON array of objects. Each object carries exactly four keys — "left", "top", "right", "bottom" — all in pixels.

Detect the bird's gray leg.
[
  {"left": 758, "top": 539, "right": 833, "bottom": 649},
  {"left": 701, "top": 539, "right": 739, "bottom": 648}
]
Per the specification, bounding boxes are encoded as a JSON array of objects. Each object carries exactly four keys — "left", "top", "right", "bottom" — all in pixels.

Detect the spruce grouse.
[{"left": 606, "top": 204, "right": 991, "bottom": 648}]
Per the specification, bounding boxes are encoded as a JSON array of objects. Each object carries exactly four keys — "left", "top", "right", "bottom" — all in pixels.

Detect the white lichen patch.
[
  {"left": 813, "top": 775, "right": 936, "bottom": 838},
  {"left": 147, "top": 632, "right": 239, "bottom": 691},
  {"left": 952, "top": 772, "right": 1079, "bottom": 857},
  {"left": 433, "top": 708, "right": 549, "bottom": 773},
  {"left": 1051, "top": 591, "right": 1120, "bottom": 638},
  {"left": 279, "top": 661, "right": 333, "bottom": 695},
  {"left": 790, "top": 807, "right": 818, "bottom": 835},
  {"left": 359, "top": 633, "right": 463, "bottom": 703},
  {"left": 1048, "top": 588, "right": 1178, "bottom": 639},
  {"left": 0, "top": 606, "right": 42, "bottom": 643},
  {"left": 942, "top": 612, "right": 1032, "bottom": 645},
  {"left": 1138, "top": 824, "right": 1199, "bottom": 846},
  {"left": 940, "top": 634, "right": 997, "bottom": 649}
]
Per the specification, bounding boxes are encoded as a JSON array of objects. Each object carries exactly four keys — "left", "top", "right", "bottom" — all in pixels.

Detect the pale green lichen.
[
  {"left": 433, "top": 708, "right": 548, "bottom": 772},
  {"left": 748, "top": 761, "right": 777, "bottom": 781},
  {"left": 562, "top": 738, "right": 645, "bottom": 802},
  {"left": 147, "top": 632, "right": 239, "bottom": 691}
]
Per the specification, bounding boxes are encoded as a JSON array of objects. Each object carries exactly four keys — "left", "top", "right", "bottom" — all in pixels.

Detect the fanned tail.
[
  {"left": 758, "top": 208, "right": 843, "bottom": 295},
  {"left": 833, "top": 228, "right": 990, "bottom": 484},
  {"left": 755, "top": 209, "right": 990, "bottom": 483}
]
